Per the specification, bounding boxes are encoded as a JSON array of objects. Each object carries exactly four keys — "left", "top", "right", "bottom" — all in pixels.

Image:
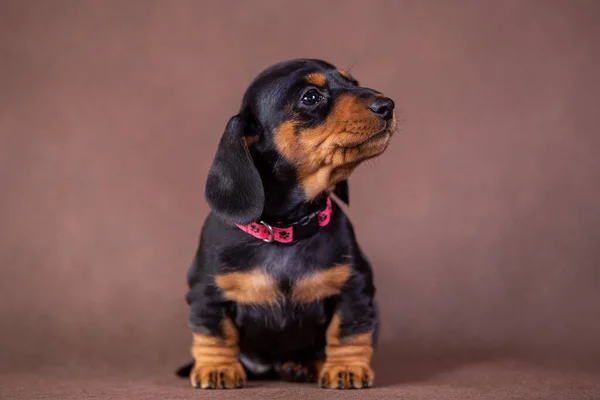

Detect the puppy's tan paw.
[
  {"left": 190, "top": 362, "right": 246, "bottom": 389},
  {"left": 318, "top": 363, "right": 373, "bottom": 389}
]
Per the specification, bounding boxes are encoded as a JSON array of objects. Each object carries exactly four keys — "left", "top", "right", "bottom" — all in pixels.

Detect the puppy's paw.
[
  {"left": 276, "top": 360, "right": 321, "bottom": 382},
  {"left": 190, "top": 362, "right": 246, "bottom": 389},
  {"left": 318, "top": 363, "right": 373, "bottom": 389}
]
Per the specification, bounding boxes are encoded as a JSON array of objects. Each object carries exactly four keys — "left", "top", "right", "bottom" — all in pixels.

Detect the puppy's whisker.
[{"left": 346, "top": 59, "right": 359, "bottom": 74}]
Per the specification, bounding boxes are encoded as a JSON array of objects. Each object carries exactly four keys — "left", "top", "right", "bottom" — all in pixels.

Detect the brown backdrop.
[{"left": 1, "top": 0, "right": 600, "bottom": 378}]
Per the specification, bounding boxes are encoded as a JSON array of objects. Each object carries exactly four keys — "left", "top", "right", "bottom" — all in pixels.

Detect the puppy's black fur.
[{"left": 178, "top": 59, "right": 396, "bottom": 389}]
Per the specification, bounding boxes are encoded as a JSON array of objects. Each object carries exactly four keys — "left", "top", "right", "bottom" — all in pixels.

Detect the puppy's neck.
[
  {"left": 245, "top": 143, "right": 329, "bottom": 224},
  {"left": 262, "top": 190, "right": 329, "bottom": 225},
  {"left": 253, "top": 167, "right": 324, "bottom": 225}
]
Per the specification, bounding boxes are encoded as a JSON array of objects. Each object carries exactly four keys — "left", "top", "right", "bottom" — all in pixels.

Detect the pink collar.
[{"left": 235, "top": 197, "right": 333, "bottom": 243}]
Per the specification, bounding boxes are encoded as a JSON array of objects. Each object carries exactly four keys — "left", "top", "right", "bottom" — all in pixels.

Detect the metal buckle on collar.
[{"left": 259, "top": 221, "right": 275, "bottom": 243}]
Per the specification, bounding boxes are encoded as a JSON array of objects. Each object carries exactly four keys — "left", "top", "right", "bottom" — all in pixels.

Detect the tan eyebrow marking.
[
  {"left": 337, "top": 69, "right": 352, "bottom": 79},
  {"left": 305, "top": 72, "right": 327, "bottom": 86}
]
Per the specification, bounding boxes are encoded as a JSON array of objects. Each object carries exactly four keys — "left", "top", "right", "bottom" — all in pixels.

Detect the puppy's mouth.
[{"left": 341, "top": 122, "right": 394, "bottom": 149}]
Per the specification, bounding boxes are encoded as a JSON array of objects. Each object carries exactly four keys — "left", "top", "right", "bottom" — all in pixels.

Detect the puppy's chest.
[{"left": 215, "top": 250, "right": 352, "bottom": 306}]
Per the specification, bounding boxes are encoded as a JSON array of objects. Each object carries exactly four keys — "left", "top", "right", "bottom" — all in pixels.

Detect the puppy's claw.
[{"left": 219, "top": 371, "right": 225, "bottom": 388}]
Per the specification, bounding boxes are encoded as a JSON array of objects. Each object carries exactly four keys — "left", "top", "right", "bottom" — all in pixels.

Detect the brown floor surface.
[{"left": 2, "top": 360, "right": 599, "bottom": 400}]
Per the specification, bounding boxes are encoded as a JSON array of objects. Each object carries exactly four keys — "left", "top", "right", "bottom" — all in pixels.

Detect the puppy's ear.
[
  {"left": 205, "top": 115, "right": 264, "bottom": 225},
  {"left": 333, "top": 179, "right": 350, "bottom": 206}
]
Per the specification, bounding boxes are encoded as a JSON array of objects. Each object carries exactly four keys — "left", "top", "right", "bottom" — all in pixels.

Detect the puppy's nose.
[{"left": 369, "top": 97, "right": 395, "bottom": 120}]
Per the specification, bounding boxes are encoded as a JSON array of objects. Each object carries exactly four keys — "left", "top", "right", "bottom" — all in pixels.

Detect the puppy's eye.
[{"left": 301, "top": 89, "right": 322, "bottom": 106}]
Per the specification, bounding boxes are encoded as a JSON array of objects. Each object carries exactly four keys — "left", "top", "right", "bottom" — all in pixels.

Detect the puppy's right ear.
[{"left": 205, "top": 115, "right": 264, "bottom": 225}]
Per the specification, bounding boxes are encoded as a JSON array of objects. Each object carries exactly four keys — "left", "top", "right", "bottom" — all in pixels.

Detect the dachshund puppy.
[{"left": 180, "top": 59, "right": 396, "bottom": 389}]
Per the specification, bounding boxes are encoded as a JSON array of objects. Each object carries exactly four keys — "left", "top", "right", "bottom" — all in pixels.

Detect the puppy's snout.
[{"left": 369, "top": 97, "right": 395, "bottom": 121}]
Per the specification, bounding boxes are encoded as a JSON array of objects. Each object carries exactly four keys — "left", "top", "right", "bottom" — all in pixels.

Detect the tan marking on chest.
[
  {"left": 215, "top": 269, "right": 281, "bottom": 305},
  {"left": 290, "top": 264, "right": 352, "bottom": 303}
]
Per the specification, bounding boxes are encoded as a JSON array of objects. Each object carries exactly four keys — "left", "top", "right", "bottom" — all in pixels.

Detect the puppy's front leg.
[
  {"left": 319, "top": 314, "right": 375, "bottom": 389},
  {"left": 318, "top": 271, "right": 377, "bottom": 389},
  {"left": 186, "top": 276, "right": 245, "bottom": 389},
  {"left": 189, "top": 317, "right": 246, "bottom": 389}
]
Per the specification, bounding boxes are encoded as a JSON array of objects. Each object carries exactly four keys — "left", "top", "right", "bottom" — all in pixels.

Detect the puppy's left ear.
[
  {"left": 333, "top": 179, "right": 350, "bottom": 206},
  {"left": 205, "top": 115, "right": 264, "bottom": 225}
]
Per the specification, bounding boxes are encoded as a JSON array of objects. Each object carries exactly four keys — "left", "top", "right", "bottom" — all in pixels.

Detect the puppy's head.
[{"left": 205, "top": 59, "right": 397, "bottom": 225}]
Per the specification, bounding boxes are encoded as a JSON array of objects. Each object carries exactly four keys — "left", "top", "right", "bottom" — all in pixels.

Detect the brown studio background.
[{"left": 1, "top": 0, "right": 600, "bottom": 378}]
